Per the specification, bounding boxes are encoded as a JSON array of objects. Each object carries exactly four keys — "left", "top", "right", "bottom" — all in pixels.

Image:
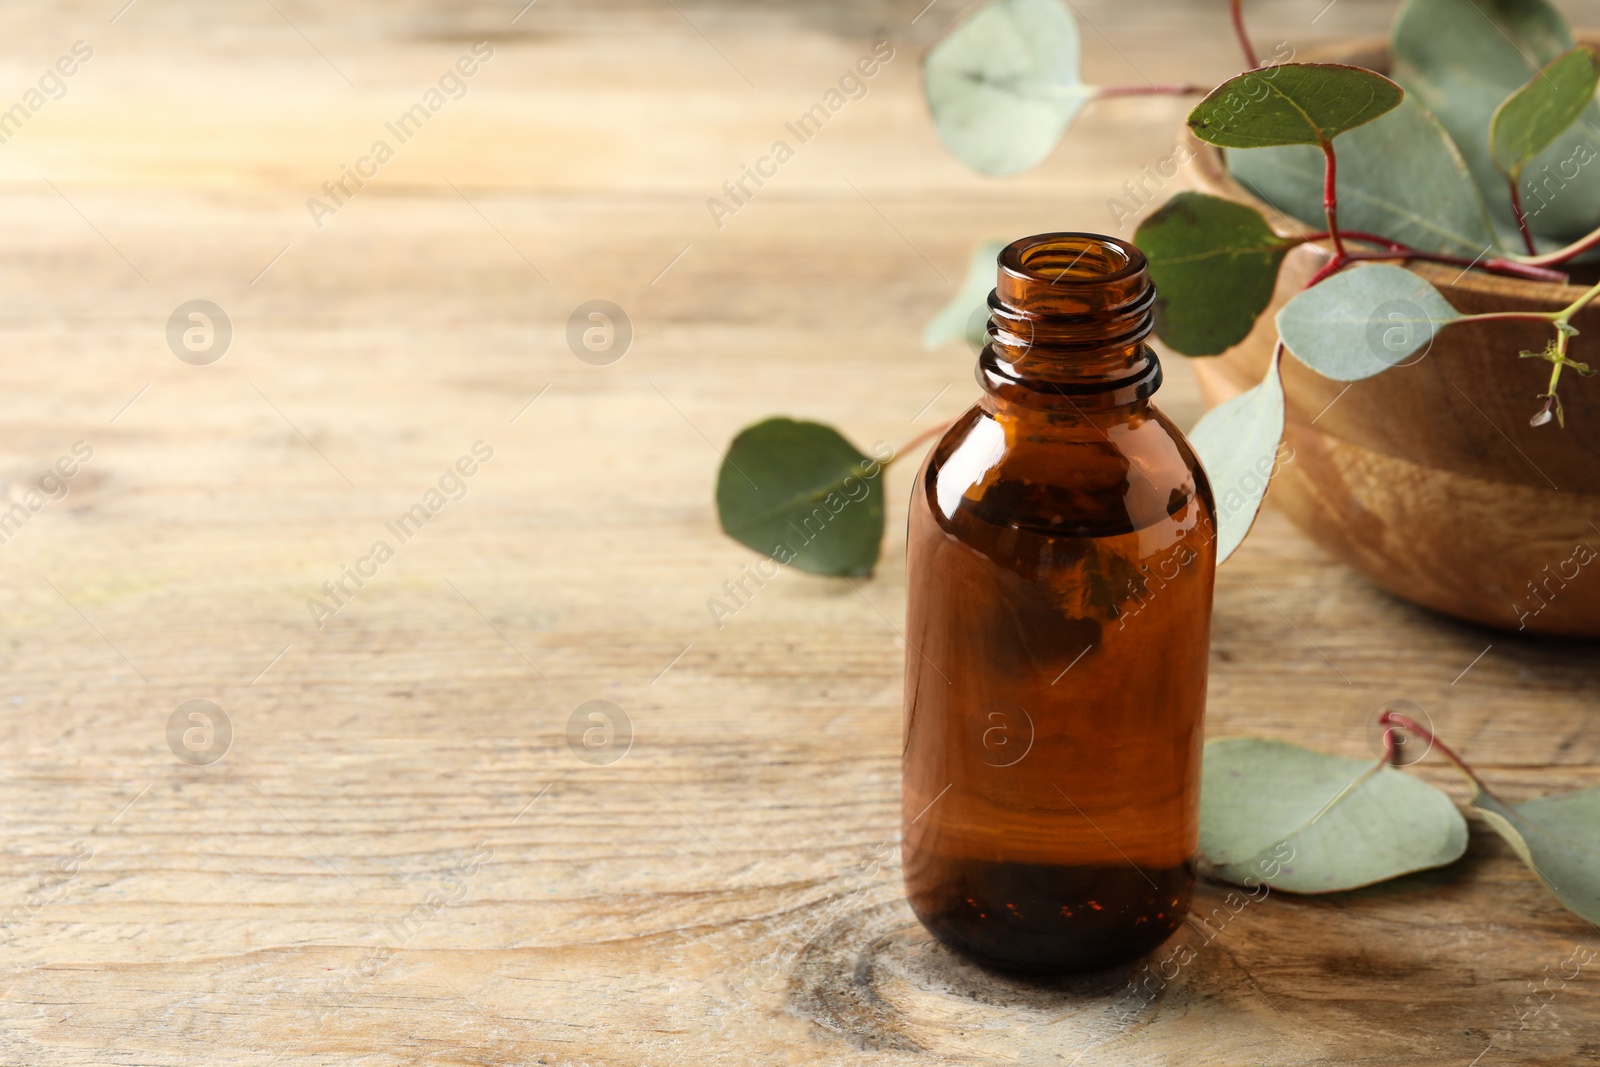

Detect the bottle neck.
[{"left": 977, "top": 233, "right": 1161, "bottom": 415}]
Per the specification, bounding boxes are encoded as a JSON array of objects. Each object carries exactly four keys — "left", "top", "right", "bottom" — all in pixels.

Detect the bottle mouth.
[
  {"left": 981, "top": 232, "right": 1161, "bottom": 408},
  {"left": 998, "top": 233, "right": 1147, "bottom": 292}
]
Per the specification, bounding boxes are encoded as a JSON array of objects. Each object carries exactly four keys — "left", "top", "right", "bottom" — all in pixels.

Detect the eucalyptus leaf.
[
  {"left": 1491, "top": 47, "right": 1600, "bottom": 183},
  {"left": 1392, "top": 0, "right": 1600, "bottom": 241},
  {"left": 1228, "top": 95, "right": 1502, "bottom": 257},
  {"left": 1276, "top": 263, "right": 1462, "bottom": 381},
  {"left": 1187, "top": 63, "right": 1402, "bottom": 148},
  {"left": 716, "top": 418, "right": 886, "bottom": 577},
  {"left": 1136, "top": 192, "right": 1294, "bottom": 356},
  {"left": 1201, "top": 737, "right": 1469, "bottom": 894},
  {"left": 924, "top": 242, "right": 1005, "bottom": 351},
  {"left": 1473, "top": 783, "right": 1600, "bottom": 925},
  {"left": 923, "top": 0, "right": 1091, "bottom": 176},
  {"left": 1187, "top": 351, "right": 1283, "bottom": 565}
]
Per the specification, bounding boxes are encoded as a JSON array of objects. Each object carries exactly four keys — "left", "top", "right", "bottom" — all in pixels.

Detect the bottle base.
[{"left": 906, "top": 857, "right": 1194, "bottom": 975}]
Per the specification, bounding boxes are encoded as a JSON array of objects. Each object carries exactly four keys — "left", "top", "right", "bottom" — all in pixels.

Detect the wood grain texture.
[{"left": 0, "top": 1, "right": 1596, "bottom": 1064}]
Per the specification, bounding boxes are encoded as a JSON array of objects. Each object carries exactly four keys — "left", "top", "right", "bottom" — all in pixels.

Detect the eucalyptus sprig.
[
  {"left": 1201, "top": 711, "right": 1600, "bottom": 927},
  {"left": 1490, "top": 45, "right": 1600, "bottom": 252},
  {"left": 1457, "top": 275, "right": 1600, "bottom": 425},
  {"left": 713, "top": 0, "right": 1600, "bottom": 579}
]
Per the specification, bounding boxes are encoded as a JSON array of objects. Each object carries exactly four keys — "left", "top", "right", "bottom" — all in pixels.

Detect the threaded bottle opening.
[
  {"left": 993, "top": 233, "right": 1155, "bottom": 341},
  {"left": 981, "top": 233, "right": 1161, "bottom": 407}
]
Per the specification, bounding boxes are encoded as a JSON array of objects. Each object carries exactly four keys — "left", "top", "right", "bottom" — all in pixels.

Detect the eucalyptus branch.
[
  {"left": 1304, "top": 256, "right": 1346, "bottom": 288},
  {"left": 1342, "top": 248, "right": 1565, "bottom": 283},
  {"left": 1448, "top": 276, "right": 1600, "bottom": 425},
  {"left": 1376, "top": 709, "right": 1487, "bottom": 792},
  {"left": 1454, "top": 274, "right": 1600, "bottom": 327},
  {"left": 890, "top": 419, "right": 956, "bottom": 467},
  {"left": 1095, "top": 84, "right": 1209, "bottom": 98},
  {"left": 1320, "top": 140, "right": 1347, "bottom": 261},
  {"left": 1295, "top": 138, "right": 1362, "bottom": 291},
  {"left": 1230, "top": 0, "right": 1259, "bottom": 69},
  {"left": 1508, "top": 220, "right": 1600, "bottom": 267},
  {"left": 1522, "top": 327, "right": 1586, "bottom": 427},
  {"left": 1508, "top": 177, "right": 1538, "bottom": 255},
  {"left": 1528, "top": 280, "right": 1599, "bottom": 425},
  {"left": 1338, "top": 245, "right": 1565, "bottom": 282},
  {"left": 1288, "top": 229, "right": 1567, "bottom": 285},
  {"left": 1549, "top": 276, "right": 1600, "bottom": 321}
]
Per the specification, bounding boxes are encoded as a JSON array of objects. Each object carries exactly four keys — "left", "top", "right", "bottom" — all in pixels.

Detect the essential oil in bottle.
[{"left": 901, "top": 232, "right": 1217, "bottom": 974}]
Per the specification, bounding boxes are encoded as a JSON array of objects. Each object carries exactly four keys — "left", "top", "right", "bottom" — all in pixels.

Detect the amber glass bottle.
[{"left": 901, "top": 233, "right": 1216, "bottom": 974}]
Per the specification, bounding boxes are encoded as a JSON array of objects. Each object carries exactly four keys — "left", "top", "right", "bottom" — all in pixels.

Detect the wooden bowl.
[{"left": 1181, "top": 42, "right": 1600, "bottom": 637}]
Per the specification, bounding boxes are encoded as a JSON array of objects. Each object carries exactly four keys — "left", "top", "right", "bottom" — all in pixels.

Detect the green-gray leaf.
[
  {"left": 1187, "top": 63, "right": 1403, "bottom": 149},
  {"left": 1187, "top": 352, "right": 1284, "bottom": 564},
  {"left": 716, "top": 418, "right": 886, "bottom": 577},
  {"left": 1392, "top": 0, "right": 1600, "bottom": 242},
  {"left": 1491, "top": 46, "right": 1600, "bottom": 181},
  {"left": 1201, "top": 737, "right": 1469, "bottom": 894},
  {"left": 1277, "top": 263, "right": 1462, "bottom": 381},
  {"left": 1228, "top": 95, "right": 1502, "bottom": 257},
  {"left": 1137, "top": 192, "right": 1294, "bottom": 356},
  {"left": 923, "top": 0, "right": 1092, "bottom": 176},
  {"left": 1473, "top": 783, "right": 1600, "bottom": 925},
  {"left": 924, "top": 242, "right": 1005, "bottom": 351}
]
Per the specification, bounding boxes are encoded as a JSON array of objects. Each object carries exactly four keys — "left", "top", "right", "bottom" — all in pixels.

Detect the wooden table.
[{"left": 1, "top": 0, "right": 1597, "bottom": 1062}]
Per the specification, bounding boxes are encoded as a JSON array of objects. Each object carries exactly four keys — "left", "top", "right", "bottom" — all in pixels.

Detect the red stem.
[
  {"left": 1095, "top": 84, "right": 1210, "bottom": 98},
  {"left": 1509, "top": 176, "right": 1538, "bottom": 256},
  {"left": 1468, "top": 259, "right": 1567, "bottom": 283},
  {"left": 1380, "top": 726, "right": 1403, "bottom": 767},
  {"left": 1289, "top": 232, "right": 1567, "bottom": 283},
  {"left": 1343, "top": 249, "right": 1567, "bottom": 283},
  {"left": 1376, "top": 709, "right": 1488, "bottom": 792},
  {"left": 1304, "top": 257, "right": 1346, "bottom": 288},
  {"left": 1323, "top": 229, "right": 1404, "bottom": 250},
  {"left": 1343, "top": 251, "right": 1426, "bottom": 265},
  {"left": 1515, "top": 225, "right": 1600, "bottom": 268},
  {"left": 1230, "top": 0, "right": 1259, "bottom": 68},
  {"left": 1451, "top": 310, "right": 1560, "bottom": 324},
  {"left": 891, "top": 420, "right": 953, "bottom": 465},
  {"left": 1320, "top": 140, "right": 1346, "bottom": 260}
]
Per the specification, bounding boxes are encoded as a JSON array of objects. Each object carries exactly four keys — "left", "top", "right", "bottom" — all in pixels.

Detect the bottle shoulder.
[{"left": 919, "top": 402, "right": 1215, "bottom": 540}]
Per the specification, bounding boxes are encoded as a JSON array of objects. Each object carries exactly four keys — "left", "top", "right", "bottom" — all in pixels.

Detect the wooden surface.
[{"left": 1, "top": 1, "right": 1598, "bottom": 1064}]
